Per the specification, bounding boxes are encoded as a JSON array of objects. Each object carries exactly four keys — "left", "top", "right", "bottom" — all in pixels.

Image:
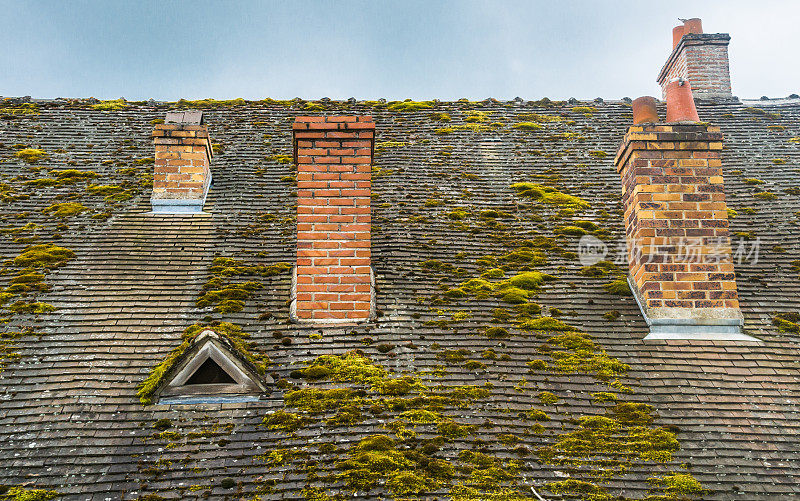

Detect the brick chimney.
[
  {"left": 291, "top": 116, "right": 375, "bottom": 323},
  {"left": 613, "top": 95, "right": 750, "bottom": 340},
  {"left": 657, "top": 18, "right": 732, "bottom": 101},
  {"left": 151, "top": 111, "right": 213, "bottom": 213}
]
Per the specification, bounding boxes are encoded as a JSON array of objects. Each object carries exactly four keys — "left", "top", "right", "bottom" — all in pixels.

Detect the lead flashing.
[
  {"left": 150, "top": 174, "right": 212, "bottom": 214},
  {"left": 627, "top": 276, "right": 757, "bottom": 341}
]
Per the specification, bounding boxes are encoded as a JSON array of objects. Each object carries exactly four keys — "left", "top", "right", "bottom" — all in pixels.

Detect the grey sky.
[{"left": 1, "top": 0, "right": 797, "bottom": 101}]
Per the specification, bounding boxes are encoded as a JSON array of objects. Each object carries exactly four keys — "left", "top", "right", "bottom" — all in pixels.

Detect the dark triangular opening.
[{"left": 185, "top": 357, "right": 236, "bottom": 385}]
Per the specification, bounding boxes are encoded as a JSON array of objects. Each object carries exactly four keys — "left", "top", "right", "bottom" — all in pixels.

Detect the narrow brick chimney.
[
  {"left": 657, "top": 18, "right": 732, "bottom": 100},
  {"left": 613, "top": 96, "right": 750, "bottom": 340},
  {"left": 291, "top": 116, "right": 375, "bottom": 323},
  {"left": 151, "top": 111, "right": 213, "bottom": 213}
]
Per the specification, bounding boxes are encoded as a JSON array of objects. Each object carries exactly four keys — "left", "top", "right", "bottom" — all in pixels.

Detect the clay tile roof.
[{"left": 1, "top": 97, "right": 799, "bottom": 500}]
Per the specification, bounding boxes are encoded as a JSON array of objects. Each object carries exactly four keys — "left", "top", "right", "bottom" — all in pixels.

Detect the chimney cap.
[{"left": 165, "top": 110, "right": 204, "bottom": 125}]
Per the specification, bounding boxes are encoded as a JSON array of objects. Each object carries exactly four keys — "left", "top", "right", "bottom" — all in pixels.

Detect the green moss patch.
[
  {"left": 547, "top": 332, "right": 630, "bottom": 380},
  {"left": 745, "top": 107, "right": 780, "bottom": 119},
  {"left": 42, "top": 202, "right": 87, "bottom": 218},
  {"left": 443, "top": 271, "right": 555, "bottom": 304},
  {"left": 387, "top": 100, "right": 434, "bottom": 112},
  {"left": 14, "top": 148, "right": 47, "bottom": 163},
  {"left": 647, "top": 473, "right": 705, "bottom": 498},
  {"left": 518, "top": 112, "right": 562, "bottom": 123},
  {"left": 172, "top": 98, "right": 247, "bottom": 108},
  {"left": 91, "top": 99, "right": 129, "bottom": 110},
  {"left": 0, "top": 103, "right": 40, "bottom": 118},
  {"left": 86, "top": 184, "right": 122, "bottom": 196},
  {"left": 603, "top": 278, "right": 631, "bottom": 295},
  {"left": 571, "top": 106, "right": 597, "bottom": 114},
  {"left": 539, "top": 402, "right": 689, "bottom": 490},
  {"left": 7, "top": 301, "right": 56, "bottom": 314},
  {"left": 519, "top": 316, "right": 577, "bottom": 332},
  {"left": 261, "top": 351, "right": 520, "bottom": 498},
  {"left": 52, "top": 169, "right": 99, "bottom": 182},
  {"left": 2, "top": 244, "right": 74, "bottom": 318},
  {"left": 512, "top": 122, "right": 543, "bottom": 131},
  {"left": 579, "top": 260, "right": 619, "bottom": 278},
  {"left": 754, "top": 191, "right": 779, "bottom": 200},
  {"left": 0, "top": 485, "right": 61, "bottom": 501},
  {"left": 0, "top": 329, "right": 36, "bottom": 375},
  {"left": 12, "top": 244, "right": 74, "bottom": 269},
  {"left": 197, "top": 257, "right": 291, "bottom": 313},
  {"left": 772, "top": 312, "right": 800, "bottom": 333},
  {"left": 510, "top": 182, "right": 589, "bottom": 210}
]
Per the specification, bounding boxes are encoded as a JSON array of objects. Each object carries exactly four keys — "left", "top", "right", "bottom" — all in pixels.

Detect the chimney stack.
[
  {"left": 614, "top": 99, "right": 750, "bottom": 340},
  {"left": 657, "top": 18, "right": 732, "bottom": 101},
  {"left": 151, "top": 111, "right": 213, "bottom": 213},
  {"left": 291, "top": 116, "right": 375, "bottom": 323}
]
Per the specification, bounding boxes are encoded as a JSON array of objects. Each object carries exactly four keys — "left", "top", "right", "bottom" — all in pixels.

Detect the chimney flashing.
[
  {"left": 151, "top": 111, "right": 213, "bottom": 214},
  {"left": 629, "top": 277, "right": 755, "bottom": 341}
]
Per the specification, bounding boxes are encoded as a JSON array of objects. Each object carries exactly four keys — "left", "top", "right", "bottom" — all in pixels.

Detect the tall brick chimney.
[
  {"left": 657, "top": 18, "right": 732, "bottom": 101},
  {"left": 291, "top": 116, "right": 375, "bottom": 323},
  {"left": 614, "top": 96, "right": 750, "bottom": 340},
  {"left": 151, "top": 111, "right": 213, "bottom": 213}
]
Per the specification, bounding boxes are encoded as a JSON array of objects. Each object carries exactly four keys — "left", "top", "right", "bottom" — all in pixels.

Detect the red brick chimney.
[
  {"left": 657, "top": 18, "right": 732, "bottom": 100},
  {"left": 151, "top": 111, "right": 213, "bottom": 213},
  {"left": 613, "top": 95, "right": 749, "bottom": 340},
  {"left": 291, "top": 116, "right": 375, "bottom": 323}
]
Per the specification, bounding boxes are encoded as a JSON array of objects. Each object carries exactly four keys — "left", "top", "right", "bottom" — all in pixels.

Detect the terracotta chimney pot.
[
  {"left": 672, "top": 25, "right": 685, "bottom": 49},
  {"left": 682, "top": 18, "right": 703, "bottom": 35},
  {"left": 665, "top": 79, "right": 700, "bottom": 122},
  {"left": 632, "top": 96, "right": 659, "bottom": 124}
]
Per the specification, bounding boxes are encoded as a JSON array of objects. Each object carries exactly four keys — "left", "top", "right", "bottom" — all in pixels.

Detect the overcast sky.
[{"left": 1, "top": 0, "right": 797, "bottom": 102}]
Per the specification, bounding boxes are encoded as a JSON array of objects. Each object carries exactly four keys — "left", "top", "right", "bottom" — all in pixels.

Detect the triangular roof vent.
[{"left": 149, "top": 329, "right": 271, "bottom": 404}]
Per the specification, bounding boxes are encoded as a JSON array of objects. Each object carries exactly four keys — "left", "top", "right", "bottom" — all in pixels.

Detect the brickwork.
[
  {"left": 152, "top": 123, "right": 213, "bottom": 201},
  {"left": 293, "top": 116, "right": 374, "bottom": 322},
  {"left": 657, "top": 34, "right": 732, "bottom": 100},
  {"left": 614, "top": 123, "right": 741, "bottom": 322}
]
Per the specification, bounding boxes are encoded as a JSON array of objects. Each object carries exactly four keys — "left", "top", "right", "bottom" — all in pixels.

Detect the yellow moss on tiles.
[
  {"left": 173, "top": 98, "right": 246, "bottom": 108},
  {"left": 91, "top": 99, "right": 129, "bottom": 110},
  {"left": 42, "top": 202, "right": 87, "bottom": 218},
  {"left": 0, "top": 103, "right": 40, "bottom": 117},
  {"left": 0, "top": 486, "right": 60, "bottom": 501},
  {"left": 387, "top": 100, "right": 434, "bottom": 112},
  {"left": 13, "top": 244, "right": 75, "bottom": 269},
  {"left": 510, "top": 182, "right": 589, "bottom": 209},
  {"left": 15, "top": 148, "right": 47, "bottom": 163},
  {"left": 512, "top": 122, "right": 543, "bottom": 131}
]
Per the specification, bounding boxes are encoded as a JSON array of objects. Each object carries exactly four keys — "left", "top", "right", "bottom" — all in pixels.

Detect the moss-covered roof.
[{"left": 0, "top": 96, "right": 799, "bottom": 500}]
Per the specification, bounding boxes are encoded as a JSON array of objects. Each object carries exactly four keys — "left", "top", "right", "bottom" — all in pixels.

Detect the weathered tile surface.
[{"left": 0, "top": 98, "right": 799, "bottom": 500}]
